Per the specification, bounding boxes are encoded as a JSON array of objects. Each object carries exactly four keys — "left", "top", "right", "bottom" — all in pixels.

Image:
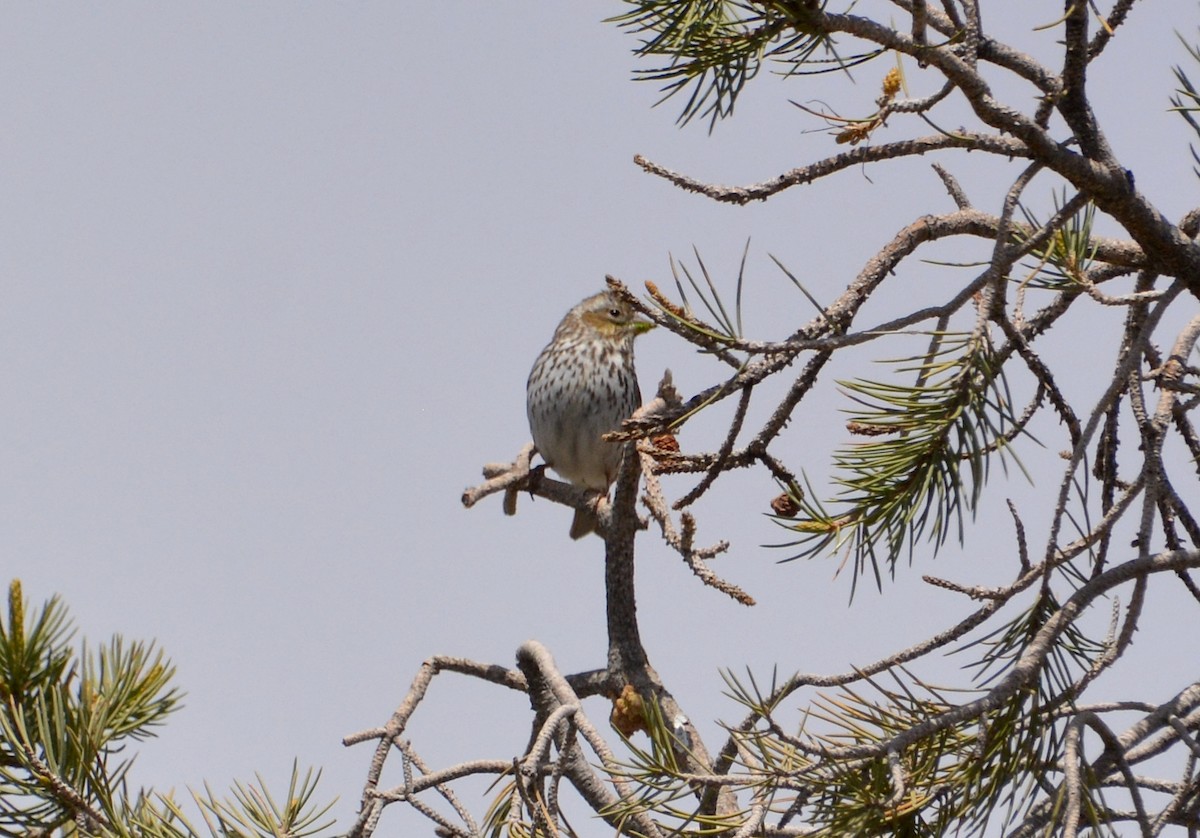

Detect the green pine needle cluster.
[
  {"left": 0, "top": 579, "right": 335, "bottom": 838},
  {"left": 710, "top": 616, "right": 1110, "bottom": 838},
  {"left": 776, "top": 333, "right": 1024, "bottom": 588},
  {"left": 600, "top": 698, "right": 750, "bottom": 836},
  {"left": 610, "top": 0, "right": 852, "bottom": 129},
  {"left": 1171, "top": 26, "right": 1200, "bottom": 175},
  {"left": 651, "top": 246, "right": 749, "bottom": 348},
  {"left": 951, "top": 591, "right": 1110, "bottom": 836},
  {"left": 1016, "top": 192, "right": 1099, "bottom": 290}
]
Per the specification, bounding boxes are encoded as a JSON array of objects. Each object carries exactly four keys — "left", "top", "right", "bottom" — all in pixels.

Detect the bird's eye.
[{"left": 609, "top": 308, "right": 623, "bottom": 320}]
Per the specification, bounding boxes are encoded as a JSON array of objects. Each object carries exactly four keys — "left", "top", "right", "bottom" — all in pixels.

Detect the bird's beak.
[{"left": 631, "top": 318, "right": 655, "bottom": 335}]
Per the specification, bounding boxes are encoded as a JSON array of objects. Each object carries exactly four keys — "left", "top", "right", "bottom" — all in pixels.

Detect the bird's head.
[{"left": 576, "top": 291, "right": 655, "bottom": 341}]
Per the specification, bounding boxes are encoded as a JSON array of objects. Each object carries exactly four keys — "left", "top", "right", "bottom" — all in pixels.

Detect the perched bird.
[{"left": 527, "top": 290, "right": 654, "bottom": 539}]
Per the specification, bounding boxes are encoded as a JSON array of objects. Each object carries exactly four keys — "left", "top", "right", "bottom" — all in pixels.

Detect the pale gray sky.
[{"left": 4, "top": 2, "right": 1199, "bottom": 833}]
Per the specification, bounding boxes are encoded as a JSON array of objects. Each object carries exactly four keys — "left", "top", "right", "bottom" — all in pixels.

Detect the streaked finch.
[{"left": 526, "top": 290, "right": 654, "bottom": 539}]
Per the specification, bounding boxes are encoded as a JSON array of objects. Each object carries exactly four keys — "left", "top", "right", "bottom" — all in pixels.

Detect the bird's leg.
[{"left": 526, "top": 463, "right": 547, "bottom": 496}]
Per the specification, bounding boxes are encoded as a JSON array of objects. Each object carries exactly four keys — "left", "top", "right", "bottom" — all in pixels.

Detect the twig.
[{"left": 640, "top": 446, "right": 753, "bottom": 606}]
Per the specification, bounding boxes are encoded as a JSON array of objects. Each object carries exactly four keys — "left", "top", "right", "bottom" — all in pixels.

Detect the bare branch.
[{"left": 634, "top": 133, "right": 1030, "bottom": 205}]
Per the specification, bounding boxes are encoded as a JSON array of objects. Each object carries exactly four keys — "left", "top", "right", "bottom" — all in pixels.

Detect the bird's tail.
[{"left": 569, "top": 505, "right": 599, "bottom": 540}]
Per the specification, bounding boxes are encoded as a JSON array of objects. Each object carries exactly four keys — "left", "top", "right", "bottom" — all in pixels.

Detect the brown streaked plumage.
[{"left": 526, "top": 291, "right": 654, "bottom": 538}]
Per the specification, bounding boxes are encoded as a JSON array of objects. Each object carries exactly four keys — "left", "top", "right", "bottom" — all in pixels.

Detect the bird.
[{"left": 526, "top": 290, "right": 654, "bottom": 539}]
